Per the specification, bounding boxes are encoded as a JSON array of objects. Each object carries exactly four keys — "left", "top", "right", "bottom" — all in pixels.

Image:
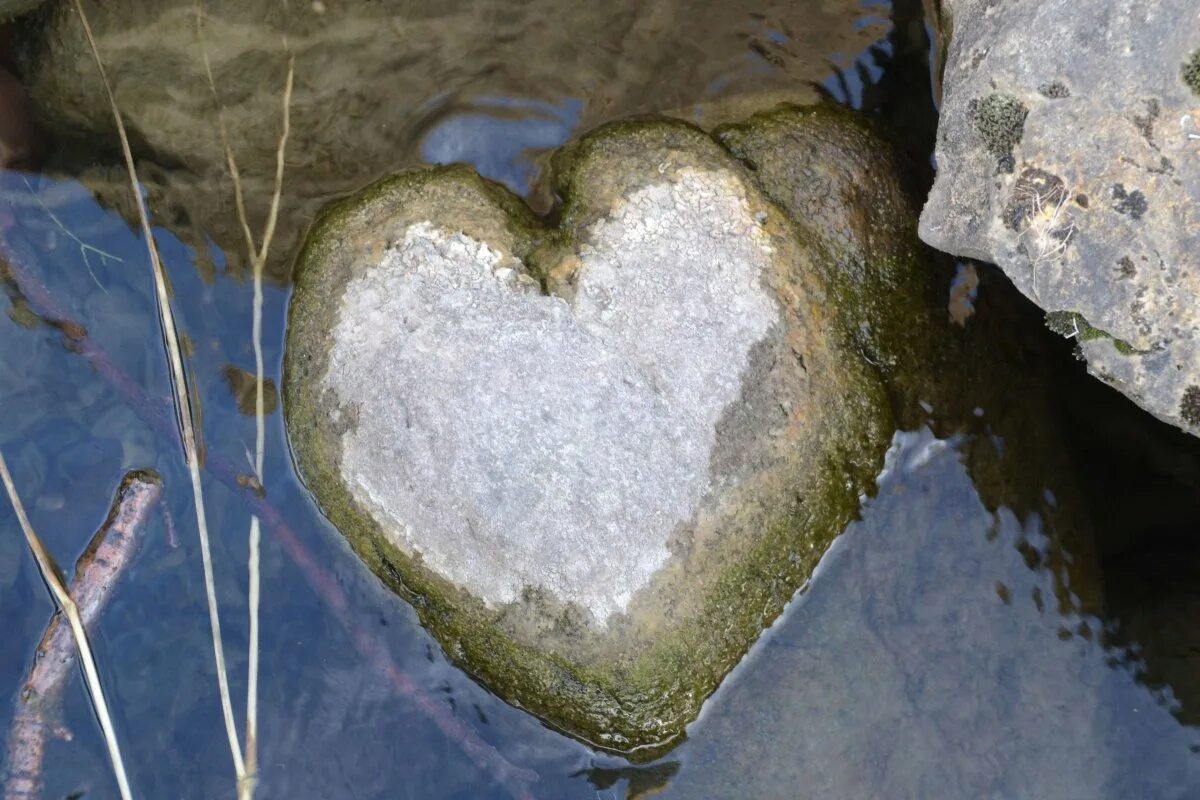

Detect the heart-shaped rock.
[{"left": 284, "top": 114, "right": 895, "bottom": 754}]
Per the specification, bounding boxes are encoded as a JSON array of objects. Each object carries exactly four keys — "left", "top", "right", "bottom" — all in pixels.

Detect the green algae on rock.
[{"left": 285, "top": 111, "right": 896, "bottom": 756}]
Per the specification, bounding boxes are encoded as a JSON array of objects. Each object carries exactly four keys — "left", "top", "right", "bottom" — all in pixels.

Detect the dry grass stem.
[
  {"left": 195, "top": 14, "right": 255, "bottom": 261},
  {"left": 72, "top": 0, "right": 247, "bottom": 784},
  {"left": 1, "top": 241, "right": 540, "bottom": 799},
  {"left": 1019, "top": 184, "right": 1075, "bottom": 268},
  {"left": 196, "top": 9, "right": 294, "bottom": 797},
  {"left": 0, "top": 451, "right": 134, "bottom": 800},
  {"left": 240, "top": 59, "right": 292, "bottom": 796}
]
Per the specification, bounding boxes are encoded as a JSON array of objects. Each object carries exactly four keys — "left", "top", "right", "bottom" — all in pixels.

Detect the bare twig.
[
  {"left": 71, "top": 0, "right": 246, "bottom": 785},
  {"left": 195, "top": 11, "right": 254, "bottom": 261},
  {"left": 3, "top": 473, "right": 162, "bottom": 800},
  {"left": 1, "top": 239, "right": 540, "bottom": 800},
  {"left": 0, "top": 456, "right": 153, "bottom": 800}
]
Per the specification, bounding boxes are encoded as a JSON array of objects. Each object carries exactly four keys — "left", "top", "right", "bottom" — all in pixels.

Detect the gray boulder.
[{"left": 920, "top": 0, "right": 1200, "bottom": 438}]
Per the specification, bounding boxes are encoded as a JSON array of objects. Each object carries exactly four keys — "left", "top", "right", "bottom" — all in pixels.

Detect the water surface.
[{"left": 2, "top": 1, "right": 1200, "bottom": 798}]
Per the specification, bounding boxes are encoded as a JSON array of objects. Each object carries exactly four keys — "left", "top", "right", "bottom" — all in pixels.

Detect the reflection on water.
[
  {"left": 7, "top": 171, "right": 1200, "bottom": 798},
  {"left": 667, "top": 430, "right": 1200, "bottom": 799},
  {"left": 23, "top": 0, "right": 896, "bottom": 285},
  {"left": 1, "top": 0, "right": 1200, "bottom": 797},
  {"left": 420, "top": 96, "right": 583, "bottom": 197}
]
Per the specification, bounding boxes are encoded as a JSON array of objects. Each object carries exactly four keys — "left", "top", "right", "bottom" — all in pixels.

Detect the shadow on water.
[{"left": 0, "top": 0, "right": 1199, "bottom": 798}]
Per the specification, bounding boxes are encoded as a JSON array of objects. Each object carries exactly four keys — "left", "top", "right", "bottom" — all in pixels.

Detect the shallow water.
[{"left": 2, "top": 1, "right": 1200, "bottom": 798}]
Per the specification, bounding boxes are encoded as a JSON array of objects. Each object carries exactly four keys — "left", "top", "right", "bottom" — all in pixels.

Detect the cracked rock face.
[
  {"left": 920, "top": 0, "right": 1200, "bottom": 437},
  {"left": 284, "top": 115, "right": 897, "bottom": 755}
]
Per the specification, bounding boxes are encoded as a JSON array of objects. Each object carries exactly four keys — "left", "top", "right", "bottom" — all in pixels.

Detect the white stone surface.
[{"left": 324, "top": 168, "right": 778, "bottom": 624}]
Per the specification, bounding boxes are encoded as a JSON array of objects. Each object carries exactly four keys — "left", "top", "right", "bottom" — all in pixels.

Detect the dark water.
[{"left": 2, "top": 1, "right": 1200, "bottom": 798}]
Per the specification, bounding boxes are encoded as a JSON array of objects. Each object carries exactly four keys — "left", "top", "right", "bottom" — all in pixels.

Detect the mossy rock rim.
[{"left": 282, "top": 106, "right": 899, "bottom": 758}]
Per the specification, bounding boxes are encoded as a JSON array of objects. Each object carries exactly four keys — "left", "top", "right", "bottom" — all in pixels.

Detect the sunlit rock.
[{"left": 921, "top": 0, "right": 1200, "bottom": 438}]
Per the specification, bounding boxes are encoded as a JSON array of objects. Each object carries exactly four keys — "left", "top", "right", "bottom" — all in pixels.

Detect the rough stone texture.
[
  {"left": 326, "top": 170, "right": 778, "bottom": 624},
  {"left": 0, "top": 0, "right": 42, "bottom": 19},
  {"left": 920, "top": 0, "right": 1200, "bottom": 438},
  {"left": 285, "top": 106, "right": 1108, "bottom": 757},
  {"left": 285, "top": 112, "right": 902, "bottom": 756}
]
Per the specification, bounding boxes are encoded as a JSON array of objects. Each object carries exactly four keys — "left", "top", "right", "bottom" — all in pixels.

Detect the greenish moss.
[
  {"left": 972, "top": 93, "right": 1028, "bottom": 169},
  {"left": 1183, "top": 50, "right": 1200, "bottom": 96},
  {"left": 550, "top": 116, "right": 742, "bottom": 237},
  {"left": 716, "top": 104, "right": 946, "bottom": 418},
  {"left": 1045, "top": 310, "right": 1141, "bottom": 356},
  {"left": 720, "top": 105, "right": 1103, "bottom": 617},
  {"left": 287, "top": 349, "right": 884, "bottom": 757}
]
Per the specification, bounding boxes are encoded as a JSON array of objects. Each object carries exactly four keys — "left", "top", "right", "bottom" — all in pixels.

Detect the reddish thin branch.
[
  {"left": 0, "top": 233, "right": 540, "bottom": 798},
  {"left": 3, "top": 472, "right": 163, "bottom": 800}
]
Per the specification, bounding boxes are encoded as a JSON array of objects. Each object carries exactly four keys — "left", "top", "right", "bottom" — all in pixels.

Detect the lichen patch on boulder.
[{"left": 921, "top": 0, "right": 1200, "bottom": 439}]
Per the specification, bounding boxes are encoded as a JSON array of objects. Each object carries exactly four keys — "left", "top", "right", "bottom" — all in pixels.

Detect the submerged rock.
[
  {"left": 666, "top": 428, "right": 1200, "bottom": 800},
  {"left": 16, "top": 0, "right": 880, "bottom": 282},
  {"left": 285, "top": 106, "right": 1104, "bottom": 755},
  {"left": 0, "top": 0, "right": 42, "bottom": 20},
  {"left": 919, "top": 0, "right": 1200, "bottom": 438}
]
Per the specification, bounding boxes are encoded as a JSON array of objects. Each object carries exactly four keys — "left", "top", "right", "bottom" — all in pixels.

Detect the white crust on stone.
[{"left": 324, "top": 168, "right": 778, "bottom": 625}]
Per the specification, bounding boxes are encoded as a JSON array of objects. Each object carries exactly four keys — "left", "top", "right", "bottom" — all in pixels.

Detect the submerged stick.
[
  {"left": 0, "top": 242, "right": 539, "bottom": 798},
  {"left": 3, "top": 472, "right": 161, "bottom": 800},
  {"left": 1, "top": 466, "right": 161, "bottom": 800}
]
